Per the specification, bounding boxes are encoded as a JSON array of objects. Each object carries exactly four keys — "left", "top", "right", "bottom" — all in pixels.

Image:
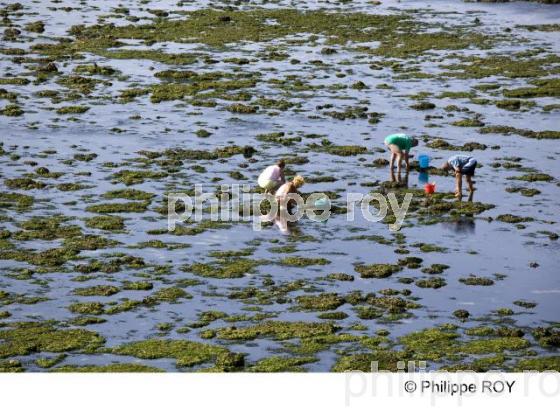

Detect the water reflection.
[
  {"left": 260, "top": 208, "right": 302, "bottom": 236},
  {"left": 442, "top": 191, "right": 476, "bottom": 234},
  {"left": 442, "top": 217, "right": 476, "bottom": 235},
  {"left": 274, "top": 213, "right": 291, "bottom": 235},
  {"left": 390, "top": 168, "right": 409, "bottom": 188}
]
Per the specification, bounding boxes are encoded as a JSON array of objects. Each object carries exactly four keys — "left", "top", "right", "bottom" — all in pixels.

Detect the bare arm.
[{"left": 288, "top": 183, "right": 297, "bottom": 195}]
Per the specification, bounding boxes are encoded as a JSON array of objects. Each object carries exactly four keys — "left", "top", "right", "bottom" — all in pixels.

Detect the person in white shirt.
[{"left": 257, "top": 159, "right": 286, "bottom": 194}]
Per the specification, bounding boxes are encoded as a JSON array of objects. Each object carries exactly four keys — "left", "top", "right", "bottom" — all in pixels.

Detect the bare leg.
[
  {"left": 466, "top": 175, "right": 475, "bottom": 193},
  {"left": 389, "top": 152, "right": 396, "bottom": 169},
  {"left": 404, "top": 152, "right": 410, "bottom": 172},
  {"left": 396, "top": 153, "right": 403, "bottom": 174},
  {"left": 455, "top": 172, "right": 463, "bottom": 198}
]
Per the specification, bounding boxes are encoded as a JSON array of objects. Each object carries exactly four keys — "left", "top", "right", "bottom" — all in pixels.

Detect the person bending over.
[
  {"left": 384, "top": 133, "right": 418, "bottom": 173},
  {"left": 257, "top": 159, "right": 286, "bottom": 194},
  {"left": 275, "top": 175, "right": 305, "bottom": 214},
  {"left": 441, "top": 154, "right": 477, "bottom": 198}
]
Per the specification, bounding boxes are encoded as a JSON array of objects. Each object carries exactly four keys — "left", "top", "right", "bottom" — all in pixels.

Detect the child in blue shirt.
[{"left": 441, "top": 155, "right": 477, "bottom": 198}]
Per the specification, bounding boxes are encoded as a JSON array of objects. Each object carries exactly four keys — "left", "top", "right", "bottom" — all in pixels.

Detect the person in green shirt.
[{"left": 384, "top": 133, "right": 419, "bottom": 173}]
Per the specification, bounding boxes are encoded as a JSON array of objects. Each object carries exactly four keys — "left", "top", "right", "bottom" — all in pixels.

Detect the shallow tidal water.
[{"left": 0, "top": 0, "right": 559, "bottom": 372}]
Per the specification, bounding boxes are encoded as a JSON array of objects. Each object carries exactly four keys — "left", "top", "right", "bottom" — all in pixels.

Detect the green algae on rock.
[
  {"left": 427, "top": 138, "right": 487, "bottom": 151},
  {"left": 453, "top": 310, "right": 470, "bottom": 319},
  {"left": 248, "top": 356, "right": 317, "bottom": 372},
  {"left": 208, "top": 249, "right": 255, "bottom": 258},
  {"left": 354, "top": 306, "right": 383, "bottom": 320},
  {"left": 0, "top": 104, "right": 24, "bottom": 117},
  {"left": 413, "top": 243, "right": 448, "bottom": 253},
  {"left": 25, "top": 20, "right": 45, "bottom": 33},
  {"left": 510, "top": 173, "right": 553, "bottom": 182},
  {"left": 514, "top": 357, "right": 560, "bottom": 372},
  {"left": 480, "top": 125, "right": 560, "bottom": 140},
  {"left": 63, "top": 235, "right": 119, "bottom": 251},
  {"left": 183, "top": 258, "right": 263, "bottom": 279},
  {"left": 506, "top": 187, "right": 541, "bottom": 197},
  {"left": 332, "top": 350, "right": 407, "bottom": 372},
  {"left": 442, "top": 354, "right": 507, "bottom": 372},
  {"left": 398, "top": 256, "right": 423, "bottom": 268},
  {"left": 104, "top": 300, "right": 143, "bottom": 315},
  {"left": 111, "top": 170, "right": 166, "bottom": 185},
  {"left": 226, "top": 103, "right": 258, "bottom": 114},
  {"left": 57, "top": 183, "right": 92, "bottom": 192},
  {"left": 0, "top": 359, "right": 24, "bottom": 372},
  {"left": 325, "top": 273, "right": 354, "bottom": 281},
  {"left": 103, "top": 189, "right": 155, "bottom": 201},
  {"left": 0, "top": 322, "right": 104, "bottom": 358},
  {"left": 317, "top": 312, "right": 349, "bottom": 320},
  {"left": 112, "top": 339, "right": 243, "bottom": 370},
  {"left": 13, "top": 216, "right": 81, "bottom": 240},
  {"left": 355, "top": 263, "right": 402, "bottom": 279},
  {"left": 0, "top": 192, "right": 34, "bottom": 209},
  {"left": 532, "top": 327, "right": 560, "bottom": 347},
  {"left": 85, "top": 201, "right": 150, "bottom": 213},
  {"left": 56, "top": 106, "right": 90, "bottom": 115},
  {"left": 144, "top": 287, "right": 191, "bottom": 304},
  {"left": 256, "top": 132, "right": 301, "bottom": 146},
  {"left": 5, "top": 177, "right": 46, "bottom": 190},
  {"left": 421, "top": 264, "right": 450, "bottom": 274},
  {"left": 53, "top": 363, "right": 164, "bottom": 372},
  {"left": 35, "top": 353, "right": 67, "bottom": 369},
  {"left": 496, "top": 214, "right": 534, "bottom": 224},
  {"left": 216, "top": 321, "right": 339, "bottom": 341},
  {"left": 296, "top": 293, "right": 345, "bottom": 311},
  {"left": 0, "top": 247, "right": 79, "bottom": 267},
  {"left": 452, "top": 118, "right": 485, "bottom": 127},
  {"left": 74, "top": 64, "right": 118, "bottom": 76},
  {"left": 459, "top": 276, "right": 495, "bottom": 286},
  {"left": 513, "top": 300, "right": 537, "bottom": 309},
  {"left": 74, "top": 285, "right": 120, "bottom": 297},
  {"left": 68, "top": 302, "right": 105, "bottom": 315},
  {"left": 85, "top": 215, "right": 125, "bottom": 231},
  {"left": 66, "top": 9, "right": 408, "bottom": 48},
  {"left": 410, "top": 101, "right": 436, "bottom": 110},
  {"left": 69, "top": 316, "right": 107, "bottom": 326},
  {"left": 400, "top": 327, "right": 529, "bottom": 362},
  {"left": 416, "top": 277, "right": 447, "bottom": 289},
  {"left": 123, "top": 281, "right": 153, "bottom": 291},
  {"left": 503, "top": 78, "right": 560, "bottom": 98},
  {"left": 442, "top": 54, "right": 560, "bottom": 80},
  {"left": 279, "top": 257, "right": 331, "bottom": 267}
]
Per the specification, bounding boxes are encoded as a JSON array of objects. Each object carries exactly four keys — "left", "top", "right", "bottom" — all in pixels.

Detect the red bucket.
[{"left": 424, "top": 182, "right": 436, "bottom": 194}]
